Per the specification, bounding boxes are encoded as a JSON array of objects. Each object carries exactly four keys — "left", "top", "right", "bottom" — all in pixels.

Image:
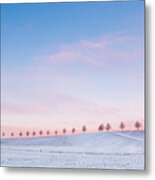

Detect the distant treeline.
[{"left": 1, "top": 121, "right": 142, "bottom": 138}]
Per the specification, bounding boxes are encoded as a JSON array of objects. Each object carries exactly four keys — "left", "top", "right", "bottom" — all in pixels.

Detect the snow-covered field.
[{"left": 1, "top": 131, "right": 144, "bottom": 170}]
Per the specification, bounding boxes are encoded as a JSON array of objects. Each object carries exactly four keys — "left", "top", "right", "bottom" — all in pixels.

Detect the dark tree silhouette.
[
  {"left": 54, "top": 130, "right": 58, "bottom": 136},
  {"left": 106, "top": 123, "right": 111, "bottom": 131},
  {"left": 32, "top": 131, "right": 36, "bottom": 136},
  {"left": 2, "top": 132, "right": 5, "bottom": 137},
  {"left": 98, "top": 124, "right": 104, "bottom": 132},
  {"left": 11, "top": 132, "right": 14, "bottom": 137},
  {"left": 46, "top": 130, "right": 50, "bottom": 135},
  {"left": 120, "top": 122, "right": 125, "bottom": 131},
  {"left": 39, "top": 130, "right": 43, "bottom": 136},
  {"left": 72, "top": 128, "right": 76, "bottom": 134},
  {"left": 26, "top": 131, "right": 30, "bottom": 137},
  {"left": 135, "top": 121, "right": 141, "bottom": 130},
  {"left": 82, "top": 125, "right": 87, "bottom": 133},
  {"left": 63, "top": 128, "right": 66, "bottom": 134},
  {"left": 19, "top": 132, "right": 22, "bottom": 137}
]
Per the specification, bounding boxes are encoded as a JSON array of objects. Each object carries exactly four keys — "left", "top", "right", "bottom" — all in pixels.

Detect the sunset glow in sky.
[{"left": 1, "top": 1, "right": 144, "bottom": 137}]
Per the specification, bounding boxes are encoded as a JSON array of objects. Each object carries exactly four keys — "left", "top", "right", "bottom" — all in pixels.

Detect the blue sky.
[
  {"left": 1, "top": 1, "right": 144, "bottom": 136},
  {"left": 1, "top": 1, "right": 144, "bottom": 66}
]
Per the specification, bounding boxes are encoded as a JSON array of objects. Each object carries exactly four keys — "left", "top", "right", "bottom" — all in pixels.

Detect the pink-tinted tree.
[
  {"left": 120, "top": 122, "right": 125, "bottom": 131},
  {"left": 11, "top": 132, "right": 14, "bottom": 137},
  {"left": 98, "top": 124, "right": 104, "bottom": 132},
  {"left": 54, "top": 130, "right": 58, "bottom": 136},
  {"left": 32, "top": 131, "right": 36, "bottom": 136},
  {"left": 39, "top": 130, "right": 43, "bottom": 136},
  {"left": 82, "top": 125, "right": 87, "bottom": 133},
  {"left": 135, "top": 121, "right": 141, "bottom": 130},
  {"left": 106, "top": 123, "right": 111, "bottom": 131},
  {"left": 26, "top": 131, "right": 30, "bottom": 137},
  {"left": 46, "top": 130, "right": 50, "bottom": 135},
  {"left": 63, "top": 128, "right": 66, "bottom": 134},
  {"left": 72, "top": 128, "right": 76, "bottom": 134},
  {"left": 19, "top": 132, "right": 22, "bottom": 137}
]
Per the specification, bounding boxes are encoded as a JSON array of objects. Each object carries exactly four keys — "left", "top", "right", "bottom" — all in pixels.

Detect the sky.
[{"left": 1, "top": 1, "right": 145, "bottom": 137}]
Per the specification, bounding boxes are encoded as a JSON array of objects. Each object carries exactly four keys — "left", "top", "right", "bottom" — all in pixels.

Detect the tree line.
[{"left": 1, "top": 121, "right": 142, "bottom": 138}]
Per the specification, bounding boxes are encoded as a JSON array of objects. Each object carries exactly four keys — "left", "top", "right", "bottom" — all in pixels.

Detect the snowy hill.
[{"left": 1, "top": 131, "right": 144, "bottom": 169}]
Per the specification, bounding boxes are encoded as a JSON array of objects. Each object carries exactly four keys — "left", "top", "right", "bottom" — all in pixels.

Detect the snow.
[{"left": 1, "top": 131, "right": 144, "bottom": 170}]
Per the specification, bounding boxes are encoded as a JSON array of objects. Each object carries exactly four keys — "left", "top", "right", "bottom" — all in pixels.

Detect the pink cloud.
[
  {"left": 2, "top": 103, "right": 51, "bottom": 114},
  {"left": 48, "top": 51, "right": 78, "bottom": 62},
  {"left": 2, "top": 93, "right": 121, "bottom": 120},
  {"left": 80, "top": 35, "right": 130, "bottom": 49},
  {"left": 38, "top": 34, "right": 143, "bottom": 67},
  {"left": 1, "top": 92, "right": 144, "bottom": 136}
]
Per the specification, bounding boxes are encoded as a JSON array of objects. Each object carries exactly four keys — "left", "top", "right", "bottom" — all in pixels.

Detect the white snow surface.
[{"left": 1, "top": 131, "right": 144, "bottom": 170}]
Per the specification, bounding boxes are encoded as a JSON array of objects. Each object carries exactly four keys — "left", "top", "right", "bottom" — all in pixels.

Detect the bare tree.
[
  {"left": 98, "top": 124, "right": 104, "bottom": 132},
  {"left": 32, "top": 131, "right": 36, "bottom": 136},
  {"left": 11, "top": 132, "right": 14, "bottom": 137},
  {"left": 63, "top": 128, "right": 66, "bottom": 134},
  {"left": 82, "top": 125, "right": 87, "bottom": 133},
  {"left": 26, "top": 131, "right": 30, "bottom": 137},
  {"left": 106, "top": 123, "right": 111, "bottom": 131},
  {"left": 46, "top": 130, "right": 50, "bottom": 136},
  {"left": 19, "top": 132, "right": 22, "bottom": 137},
  {"left": 72, "top": 128, "right": 76, "bottom": 134},
  {"left": 135, "top": 121, "right": 141, "bottom": 130},
  {"left": 120, "top": 122, "right": 125, "bottom": 131},
  {"left": 39, "top": 130, "right": 43, "bottom": 136},
  {"left": 2, "top": 132, "right": 5, "bottom": 137},
  {"left": 54, "top": 130, "right": 58, "bottom": 136}
]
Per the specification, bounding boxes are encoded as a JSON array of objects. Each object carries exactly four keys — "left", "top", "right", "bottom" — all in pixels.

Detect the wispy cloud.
[
  {"left": 38, "top": 34, "right": 143, "bottom": 67},
  {"left": 2, "top": 92, "right": 143, "bottom": 126},
  {"left": 48, "top": 51, "right": 78, "bottom": 62},
  {"left": 2, "top": 92, "right": 121, "bottom": 123},
  {"left": 2, "top": 92, "right": 144, "bottom": 133},
  {"left": 2, "top": 102, "right": 51, "bottom": 115}
]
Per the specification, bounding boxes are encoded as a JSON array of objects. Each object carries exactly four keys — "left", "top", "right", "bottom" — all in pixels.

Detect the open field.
[{"left": 1, "top": 131, "right": 144, "bottom": 170}]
